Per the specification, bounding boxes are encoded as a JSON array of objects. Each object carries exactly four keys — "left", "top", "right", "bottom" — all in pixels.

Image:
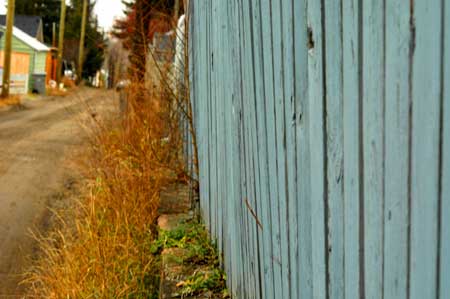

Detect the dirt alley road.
[{"left": 0, "top": 88, "right": 118, "bottom": 297}]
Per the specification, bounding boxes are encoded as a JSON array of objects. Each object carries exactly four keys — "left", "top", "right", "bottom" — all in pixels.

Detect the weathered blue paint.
[
  {"left": 410, "top": 2, "right": 442, "bottom": 299},
  {"left": 306, "top": 1, "right": 327, "bottom": 298},
  {"left": 281, "top": 0, "right": 299, "bottom": 298},
  {"left": 383, "top": 1, "right": 410, "bottom": 298},
  {"left": 251, "top": 0, "right": 275, "bottom": 298},
  {"left": 440, "top": 3, "right": 450, "bottom": 299},
  {"left": 293, "top": 1, "right": 312, "bottom": 298},
  {"left": 259, "top": 0, "right": 283, "bottom": 297},
  {"left": 324, "top": 0, "right": 345, "bottom": 297},
  {"left": 362, "top": 1, "right": 385, "bottom": 298},
  {"left": 342, "top": 0, "right": 361, "bottom": 298},
  {"left": 186, "top": 0, "right": 449, "bottom": 298},
  {"left": 270, "top": 1, "right": 290, "bottom": 298}
]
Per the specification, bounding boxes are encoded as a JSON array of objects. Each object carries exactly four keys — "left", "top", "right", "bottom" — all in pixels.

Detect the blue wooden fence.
[{"left": 187, "top": 1, "right": 449, "bottom": 298}]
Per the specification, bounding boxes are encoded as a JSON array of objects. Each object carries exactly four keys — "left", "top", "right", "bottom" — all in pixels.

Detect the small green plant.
[
  {"left": 152, "top": 221, "right": 229, "bottom": 297},
  {"left": 151, "top": 221, "right": 217, "bottom": 265},
  {"left": 179, "top": 268, "right": 228, "bottom": 297}
]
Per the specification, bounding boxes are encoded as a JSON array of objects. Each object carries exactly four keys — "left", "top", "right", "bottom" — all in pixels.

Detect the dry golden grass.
[
  {"left": 62, "top": 76, "right": 77, "bottom": 89},
  {"left": 24, "top": 82, "right": 186, "bottom": 298},
  {"left": 0, "top": 95, "right": 21, "bottom": 108},
  {"left": 46, "top": 88, "right": 69, "bottom": 97}
]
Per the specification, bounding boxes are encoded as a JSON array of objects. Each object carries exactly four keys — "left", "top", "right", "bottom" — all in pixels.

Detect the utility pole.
[
  {"left": 56, "top": 0, "right": 66, "bottom": 85},
  {"left": 1, "top": 0, "right": 15, "bottom": 98},
  {"left": 174, "top": 0, "right": 180, "bottom": 25},
  {"left": 52, "top": 22, "right": 56, "bottom": 47},
  {"left": 77, "top": 0, "right": 88, "bottom": 83}
]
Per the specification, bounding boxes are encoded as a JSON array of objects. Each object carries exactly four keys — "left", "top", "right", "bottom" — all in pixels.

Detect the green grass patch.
[{"left": 152, "top": 221, "right": 229, "bottom": 297}]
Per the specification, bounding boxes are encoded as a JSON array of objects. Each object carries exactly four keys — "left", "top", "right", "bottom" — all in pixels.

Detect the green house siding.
[
  {"left": 30, "top": 52, "right": 47, "bottom": 92},
  {"left": 34, "top": 52, "right": 47, "bottom": 73},
  {"left": 0, "top": 34, "right": 34, "bottom": 55}
]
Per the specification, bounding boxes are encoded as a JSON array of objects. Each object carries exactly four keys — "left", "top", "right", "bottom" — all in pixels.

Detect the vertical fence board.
[
  {"left": 242, "top": 0, "right": 261, "bottom": 297},
  {"left": 409, "top": 2, "right": 442, "bottom": 298},
  {"left": 208, "top": 0, "right": 217, "bottom": 241},
  {"left": 235, "top": 3, "right": 251, "bottom": 298},
  {"left": 200, "top": 0, "right": 206, "bottom": 229},
  {"left": 207, "top": 0, "right": 213, "bottom": 232},
  {"left": 241, "top": 1, "right": 252, "bottom": 297},
  {"left": 195, "top": 0, "right": 203, "bottom": 226},
  {"left": 306, "top": 0, "right": 327, "bottom": 298},
  {"left": 383, "top": 1, "right": 410, "bottom": 298},
  {"left": 213, "top": 1, "right": 223, "bottom": 253},
  {"left": 223, "top": 12, "right": 233, "bottom": 288},
  {"left": 230, "top": 1, "right": 245, "bottom": 296},
  {"left": 270, "top": 1, "right": 291, "bottom": 297},
  {"left": 362, "top": 1, "right": 385, "bottom": 298},
  {"left": 251, "top": 0, "right": 275, "bottom": 297},
  {"left": 281, "top": 0, "right": 299, "bottom": 297},
  {"left": 223, "top": 0, "right": 233, "bottom": 293},
  {"left": 186, "top": 1, "right": 449, "bottom": 298},
  {"left": 342, "top": 0, "right": 361, "bottom": 298},
  {"left": 204, "top": 0, "right": 212, "bottom": 230},
  {"left": 195, "top": 0, "right": 202, "bottom": 216},
  {"left": 250, "top": 0, "right": 264, "bottom": 294},
  {"left": 242, "top": 2, "right": 257, "bottom": 297},
  {"left": 213, "top": 1, "right": 220, "bottom": 247},
  {"left": 214, "top": 0, "right": 220, "bottom": 245},
  {"left": 200, "top": 0, "right": 211, "bottom": 230},
  {"left": 440, "top": 1, "right": 450, "bottom": 297},
  {"left": 218, "top": 0, "right": 226, "bottom": 257},
  {"left": 215, "top": 0, "right": 223, "bottom": 256},
  {"left": 324, "top": 0, "right": 345, "bottom": 297},
  {"left": 294, "top": 0, "right": 313, "bottom": 297},
  {"left": 220, "top": 0, "right": 233, "bottom": 288},
  {"left": 259, "top": 0, "right": 284, "bottom": 297},
  {"left": 231, "top": 2, "right": 242, "bottom": 294}
]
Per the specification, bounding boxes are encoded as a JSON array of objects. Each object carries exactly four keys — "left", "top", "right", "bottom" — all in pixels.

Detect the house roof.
[
  {"left": 0, "top": 15, "right": 42, "bottom": 38},
  {"left": 0, "top": 25, "right": 49, "bottom": 51}
]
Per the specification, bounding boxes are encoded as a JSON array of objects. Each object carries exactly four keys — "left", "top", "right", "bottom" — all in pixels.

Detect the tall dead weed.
[{"left": 24, "top": 83, "right": 186, "bottom": 298}]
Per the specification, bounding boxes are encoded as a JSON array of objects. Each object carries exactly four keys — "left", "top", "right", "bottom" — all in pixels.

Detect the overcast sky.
[{"left": 0, "top": 0, "right": 125, "bottom": 30}]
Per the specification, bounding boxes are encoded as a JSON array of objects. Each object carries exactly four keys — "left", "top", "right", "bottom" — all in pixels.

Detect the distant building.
[
  {"left": 0, "top": 15, "right": 44, "bottom": 43},
  {"left": 0, "top": 25, "right": 49, "bottom": 94}
]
